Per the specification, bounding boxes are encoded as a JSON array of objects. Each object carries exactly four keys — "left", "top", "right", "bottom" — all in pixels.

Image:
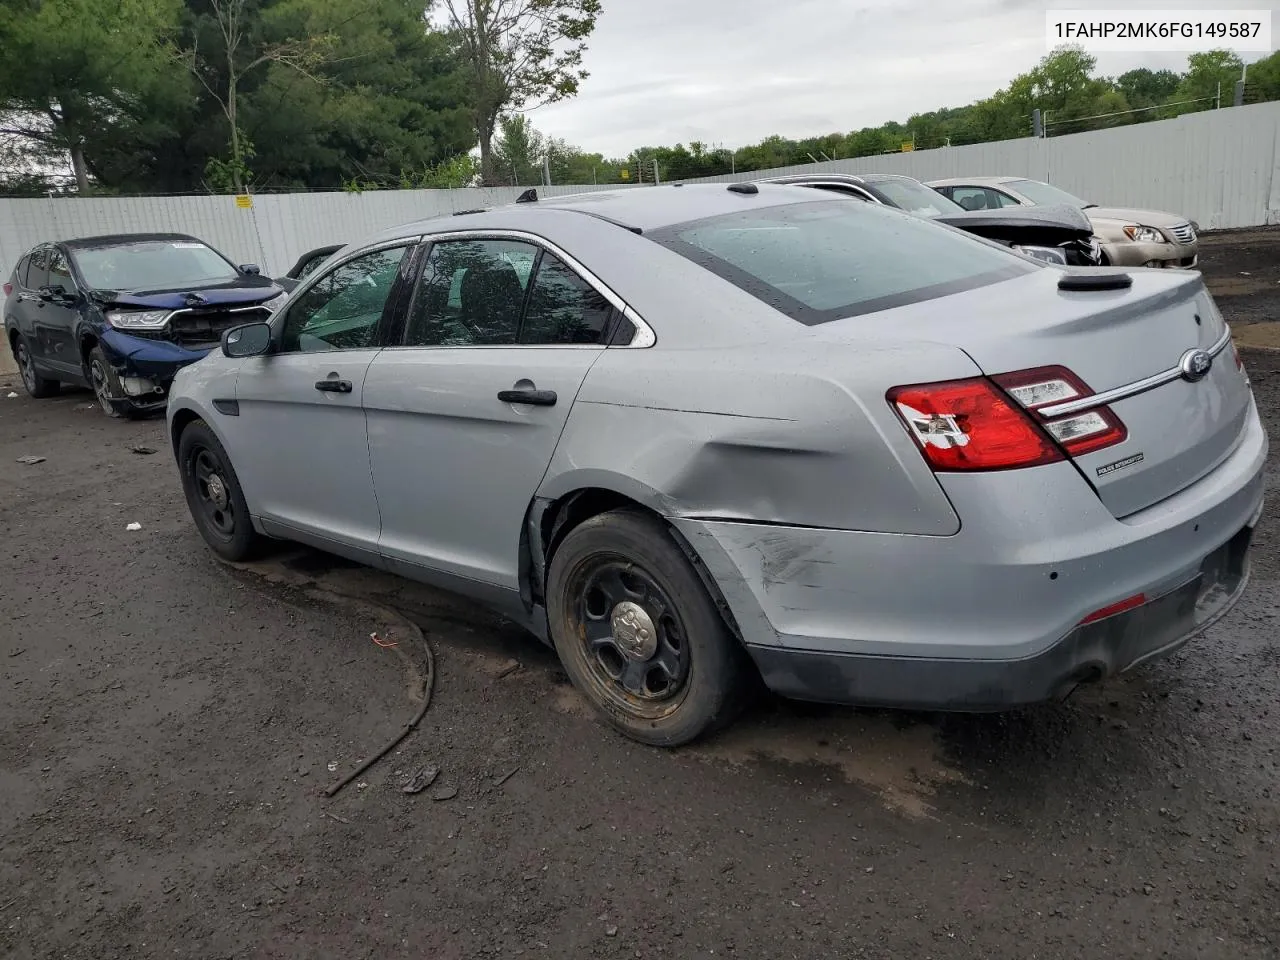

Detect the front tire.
[
  {"left": 12, "top": 334, "right": 59, "bottom": 398},
  {"left": 177, "top": 420, "right": 260, "bottom": 562},
  {"left": 546, "top": 509, "right": 749, "bottom": 746}
]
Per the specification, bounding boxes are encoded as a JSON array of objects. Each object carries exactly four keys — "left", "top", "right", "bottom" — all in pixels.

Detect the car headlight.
[
  {"left": 1123, "top": 225, "right": 1164, "bottom": 243},
  {"left": 1013, "top": 244, "right": 1069, "bottom": 265},
  {"left": 106, "top": 309, "right": 173, "bottom": 330}
]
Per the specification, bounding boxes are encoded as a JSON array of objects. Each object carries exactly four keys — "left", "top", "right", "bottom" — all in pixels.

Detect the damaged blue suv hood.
[{"left": 97, "top": 276, "right": 282, "bottom": 310}]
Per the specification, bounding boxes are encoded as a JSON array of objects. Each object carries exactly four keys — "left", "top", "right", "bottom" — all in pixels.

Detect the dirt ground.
[{"left": 3, "top": 232, "right": 1280, "bottom": 959}]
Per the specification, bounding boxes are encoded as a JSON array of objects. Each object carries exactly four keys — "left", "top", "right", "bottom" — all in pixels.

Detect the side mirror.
[
  {"left": 239, "top": 263, "right": 262, "bottom": 276},
  {"left": 222, "top": 321, "right": 273, "bottom": 358},
  {"left": 38, "top": 284, "right": 67, "bottom": 303}
]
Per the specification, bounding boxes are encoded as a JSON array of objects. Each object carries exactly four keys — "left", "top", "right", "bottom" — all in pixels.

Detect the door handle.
[
  {"left": 498, "top": 388, "right": 557, "bottom": 406},
  {"left": 315, "top": 378, "right": 353, "bottom": 394}
]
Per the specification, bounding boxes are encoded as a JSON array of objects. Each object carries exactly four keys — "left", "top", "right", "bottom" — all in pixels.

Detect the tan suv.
[{"left": 928, "top": 176, "right": 1198, "bottom": 269}]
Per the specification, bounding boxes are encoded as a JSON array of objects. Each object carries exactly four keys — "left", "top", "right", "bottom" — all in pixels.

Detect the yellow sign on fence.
[
  {"left": 901, "top": 142, "right": 914, "bottom": 152},
  {"left": 234, "top": 194, "right": 253, "bottom": 209}
]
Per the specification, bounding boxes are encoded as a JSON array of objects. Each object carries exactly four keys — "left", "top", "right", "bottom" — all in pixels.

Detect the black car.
[
  {"left": 274, "top": 243, "right": 343, "bottom": 292},
  {"left": 757, "top": 173, "right": 1103, "bottom": 267},
  {"left": 3, "top": 233, "right": 283, "bottom": 417}
]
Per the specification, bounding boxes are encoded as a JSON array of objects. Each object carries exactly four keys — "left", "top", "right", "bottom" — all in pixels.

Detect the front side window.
[
  {"left": 48, "top": 249, "right": 77, "bottom": 292},
  {"left": 279, "top": 245, "right": 408, "bottom": 353},
  {"left": 74, "top": 240, "right": 240, "bottom": 291},
  {"left": 652, "top": 199, "right": 1035, "bottom": 325}
]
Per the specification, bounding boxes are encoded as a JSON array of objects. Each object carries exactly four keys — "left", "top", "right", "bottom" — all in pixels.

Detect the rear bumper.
[
  {"left": 747, "top": 520, "right": 1254, "bottom": 709},
  {"left": 673, "top": 399, "right": 1266, "bottom": 709}
]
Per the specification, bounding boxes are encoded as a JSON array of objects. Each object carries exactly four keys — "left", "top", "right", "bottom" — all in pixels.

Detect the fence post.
[{"left": 1032, "top": 108, "right": 1043, "bottom": 138}]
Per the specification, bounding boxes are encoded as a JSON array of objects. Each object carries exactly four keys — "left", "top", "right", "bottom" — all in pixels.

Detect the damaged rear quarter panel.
[{"left": 538, "top": 339, "right": 979, "bottom": 536}]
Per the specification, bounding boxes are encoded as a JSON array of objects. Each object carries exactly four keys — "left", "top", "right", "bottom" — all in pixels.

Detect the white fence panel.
[{"left": 1, "top": 103, "right": 1278, "bottom": 279}]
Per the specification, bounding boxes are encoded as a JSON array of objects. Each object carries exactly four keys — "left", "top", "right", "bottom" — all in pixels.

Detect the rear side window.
[
  {"left": 520, "top": 253, "right": 613, "bottom": 345},
  {"left": 14, "top": 254, "right": 31, "bottom": 288},
  {"left": 651, "top": 199, "right": 1035, "bottom": 325},
  {"left": 25, "top": 247, "right": 51, "bottom": 290}
]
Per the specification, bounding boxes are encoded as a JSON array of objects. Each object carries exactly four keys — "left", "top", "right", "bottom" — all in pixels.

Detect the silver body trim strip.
[{"left": 1038, "top": 327, "right": 1233, "bottom": 419}]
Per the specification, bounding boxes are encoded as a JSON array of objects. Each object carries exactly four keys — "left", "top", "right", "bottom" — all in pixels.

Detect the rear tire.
[
  {"left": 12, "top": 334, "right": 59, "bottom": 398},
  {"left": 177, "top": 419, "right": 261, "bottom": 561},
  {"left": 546, "top": 509, "right": 749, "bottom": 746}
]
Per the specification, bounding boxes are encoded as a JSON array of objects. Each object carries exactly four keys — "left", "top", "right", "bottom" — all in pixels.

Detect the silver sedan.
[{"left": 168, "top": 184, "right": 1265, "bottom": 745}]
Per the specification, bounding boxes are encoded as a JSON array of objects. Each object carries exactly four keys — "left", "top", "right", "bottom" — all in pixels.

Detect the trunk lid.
[{"left": 823, "top": 267, "right": 1252, "bottom": 518}]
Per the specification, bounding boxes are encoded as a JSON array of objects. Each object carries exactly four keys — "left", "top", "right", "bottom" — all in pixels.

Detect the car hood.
[
  {"left": 1086, "top": 206, "right": 1190, "bottom": 228},
  {"left": 91, "top": 275, "right": 282, "bottom": 310},
  {"left": 936, "top": 202, "right": 1093, "bottom": 242}
]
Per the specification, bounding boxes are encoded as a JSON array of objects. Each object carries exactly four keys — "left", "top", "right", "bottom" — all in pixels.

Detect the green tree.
[
  {"left": 176, "top": 0, "right": 344, "bottom": 192},
  {"left": 0, "top": 0, "right": 182, "bottom": 192},
  {"left": 1114, "top": 67, "right": 1180, "bottom": 109},
  {"left": 442, "top": 0, "right": 600, "bottom": 184},
  {"left": 491, "top": 112, "right": 545, "bottom": 184},
  {"left": 1244, "top": 51, "right": 1280, "bottom": 103},
  {"left": 238, "top": 0, "right": 474, "bottom": 191},
  {"left": 1174, "top": 49, "right": 1244, "bottom": 112}
]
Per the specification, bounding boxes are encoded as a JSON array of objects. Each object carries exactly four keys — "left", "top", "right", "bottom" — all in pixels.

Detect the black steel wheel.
[
  {"left": 177, "top": 419, "right": 260, "bottom": 561},
  {"left": 547, "top": 509, "right": 750, "bottom": 746},
  {"left": 574, "top": 556, "right": 693, "bottom": 710},
  {"left": 12, "top": 334, "right": 59, "bottom": 398}
]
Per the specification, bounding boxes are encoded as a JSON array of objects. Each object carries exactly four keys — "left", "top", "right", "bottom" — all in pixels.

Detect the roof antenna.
[{"left": 516, "top": 188, "right": 538, "bottom": 204}]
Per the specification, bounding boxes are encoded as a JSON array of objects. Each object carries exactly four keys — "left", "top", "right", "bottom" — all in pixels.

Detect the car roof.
[
  {"left": 370, "top": 184, "right": 838, "bottom": 242},
  {"left": 927, "top": 176, "right": 1022, "bottom": 187},
  {"left": 758, "top": 173, "right": 920, "bottom": 186},
  {"left": 60, "top": 232, "right": 206, "bottom": 250}
]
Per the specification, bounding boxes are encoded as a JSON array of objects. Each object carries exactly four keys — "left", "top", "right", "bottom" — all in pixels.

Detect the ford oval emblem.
[{"left": 1179, "top": 348, "right": 1213, "bottom": 383}]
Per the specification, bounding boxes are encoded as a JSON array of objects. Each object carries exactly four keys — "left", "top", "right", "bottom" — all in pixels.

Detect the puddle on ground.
[{"left": 690, "top": 714, "right": 968, "bottom": 820}]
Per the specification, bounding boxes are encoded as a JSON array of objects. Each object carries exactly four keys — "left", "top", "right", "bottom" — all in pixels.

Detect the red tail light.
[
  {"left": 2, "top": 283, "right": 11, "bottom": 297},
  {"left": 991, "top": 365, "right": 1127, "bottom": 457},
  {"left": 887, "top": 378, "right": 1063, "bottom": 471},
  {"left": 890, "top": 365, "right": 1129, "bottom": 471}
]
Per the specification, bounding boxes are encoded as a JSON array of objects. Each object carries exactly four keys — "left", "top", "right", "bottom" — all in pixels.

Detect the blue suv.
[{"left": 4, "top": 233, "right": 283, "bottom": 417}]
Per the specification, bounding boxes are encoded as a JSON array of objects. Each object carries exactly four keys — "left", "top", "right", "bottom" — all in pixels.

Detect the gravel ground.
[{"left": 2, "top": 232, "right": 1279, "bottom": 959}]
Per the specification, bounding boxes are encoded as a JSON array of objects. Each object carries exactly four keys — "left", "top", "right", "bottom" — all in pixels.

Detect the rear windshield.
[
  {"left": 74, "top": 240, "right": 240, "bottom": 291},
  {"left": 1008, "top": 179, "right": 1089, "bottom": 208},
  {"left": 651, "top": 199, "right": 1035, "bottom": 325},
  {"left": 867, "top": 178, "right": 964, "bottom": 218}
]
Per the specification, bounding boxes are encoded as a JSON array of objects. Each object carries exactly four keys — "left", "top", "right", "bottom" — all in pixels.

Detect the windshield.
[
  {"left": 653, "top": 199, "right": 1034, "bottom": 325},
  {"left": 1008, "top": 179, "right": 1090, "bottom": 208},
  {"left": 74, "top": 240, "right": 240, "bottom": 291},
  {"left": 867, "top": 178, "right": 964, "bottom": 218}
]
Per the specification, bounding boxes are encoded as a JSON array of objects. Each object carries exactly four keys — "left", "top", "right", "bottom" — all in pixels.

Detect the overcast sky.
[{"left": 529, "top": 0, "right": 1278, "bottom": 157}]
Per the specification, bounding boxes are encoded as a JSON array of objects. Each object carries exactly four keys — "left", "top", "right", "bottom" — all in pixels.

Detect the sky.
[{"left": 529, "top": 0, "right": 1279, "bottom": 157}]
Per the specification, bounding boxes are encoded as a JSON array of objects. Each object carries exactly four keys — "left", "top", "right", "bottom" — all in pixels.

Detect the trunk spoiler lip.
[{"left": 1037, "top": 326, "right": 1233, "bottom": 419}]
